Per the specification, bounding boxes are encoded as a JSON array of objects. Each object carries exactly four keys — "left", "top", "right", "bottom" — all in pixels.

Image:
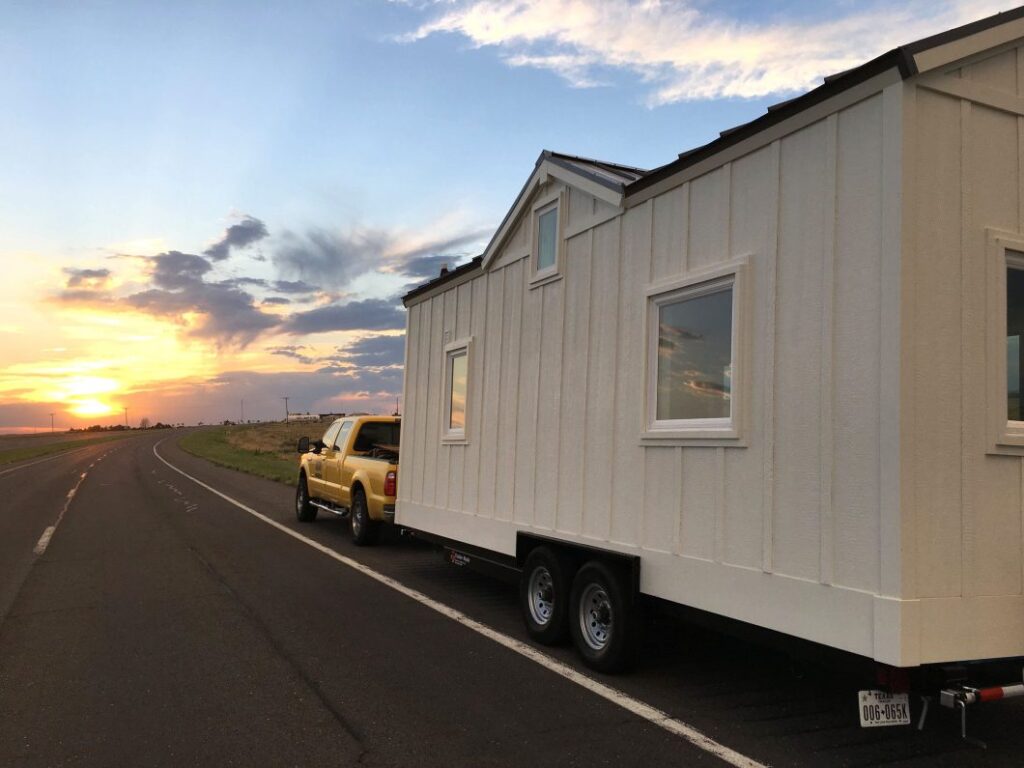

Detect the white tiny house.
[{"left": 398, "top": 9, "right": 1024, "bottom": 671}]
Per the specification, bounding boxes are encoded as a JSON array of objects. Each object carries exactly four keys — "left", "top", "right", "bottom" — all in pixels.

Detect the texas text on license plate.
[{"left": 858, "top": 690, "right": 911, "bottom": 727}]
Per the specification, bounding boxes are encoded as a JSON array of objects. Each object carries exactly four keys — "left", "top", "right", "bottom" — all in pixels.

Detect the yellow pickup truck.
[{"left": 294, "top": 416, "right": 399, "bottom": 545}]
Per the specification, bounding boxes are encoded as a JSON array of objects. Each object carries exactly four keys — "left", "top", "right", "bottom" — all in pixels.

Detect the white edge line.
[
  {"left": 0, "top": 444, "right": 100, "bottom": 477},
  {"left": 152, "top": 439, "right": 766, "bottom": 768}
]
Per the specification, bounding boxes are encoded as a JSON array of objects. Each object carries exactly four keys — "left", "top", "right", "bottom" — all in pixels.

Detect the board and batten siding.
[
  {"left": 399, "top": 84, "right": 904, "bottom": 662},
  {"left": 905, "top": 43, "right": 1024, "bottom": 663}
]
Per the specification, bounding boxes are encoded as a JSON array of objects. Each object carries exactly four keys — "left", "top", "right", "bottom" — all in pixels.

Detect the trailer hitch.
[{"left": 939, "top": 679, "right": 1024, "bottom": 748}]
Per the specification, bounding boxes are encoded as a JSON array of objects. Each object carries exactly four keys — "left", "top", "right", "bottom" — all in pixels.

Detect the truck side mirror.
[{"left": 297, "top": 436, "right": 310, "bottom": 454}]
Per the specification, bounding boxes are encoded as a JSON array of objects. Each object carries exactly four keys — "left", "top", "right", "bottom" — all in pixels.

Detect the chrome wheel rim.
[
  {"left": 296, "top": 485, "right": 305, "bottom": 514},
  {"left": 352, "top": 506, "right": 362, "bottom": 536},
  {"left": 579, "top": 583, "right": 612, "bottom": 651},
  {"left": 527, "top": 566, "right": 555, "bottom": 626}
]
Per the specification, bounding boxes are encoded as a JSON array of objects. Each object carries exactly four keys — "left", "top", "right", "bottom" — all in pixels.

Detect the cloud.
[
  {"left": 273, "top": 227, "right": 393, "bottom": 289},
  {"left": 267, "top": 345, "right": 317, "bottom": 364},
  {"left": 55, "top": 251, "right": 279, "bottom": 348},
  {"left": 273, "top": 225, "right": 488, "bottom": 290},
  {"left": 272, "top": 279, "right": 318, "bottom": 294},
  {"left": 63, "top": 267, "right": 112, "bottom": 289},
  {"left": 400, "top": 254, "right": 467, "bottom": 281},
  {"left": 343, "top": 334, "right": 406, "bottom": 367},
  {"left": 148, "top": 251, "right": 213, "bottom": 289},
  {"left": 261, "top": 296, "right": 291, "bottom": 305},
  {"left": 282, "top": 298, "right": 406, "bottom": 335},
  {"left": 204, "top": 215, "right": 269, "bottom": 261},
  {"left": 401, "top": 0, "right": 1008, "bottom": 104}
]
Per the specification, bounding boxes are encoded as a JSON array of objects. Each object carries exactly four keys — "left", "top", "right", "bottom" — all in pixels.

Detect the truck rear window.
[{"left": 353, "top": 422, "right": 400, "bottom": 453}]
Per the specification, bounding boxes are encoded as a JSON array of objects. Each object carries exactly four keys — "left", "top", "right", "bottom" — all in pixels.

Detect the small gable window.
[
  {"left": 537, "top": 206, "right": 558, "bottom": 271},
  {"left": 530, "top": 191, "right": 565, "bottom": 287}
]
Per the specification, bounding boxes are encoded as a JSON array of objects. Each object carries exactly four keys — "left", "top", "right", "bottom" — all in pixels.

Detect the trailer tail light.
[{"left": 385, "top": 471, "right": 397, "bottom": 497}]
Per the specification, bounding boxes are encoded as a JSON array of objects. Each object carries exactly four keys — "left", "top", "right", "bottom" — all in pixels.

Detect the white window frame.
[
  {"left": 442, "top": 337, "right": 472, "bottom": 444},
  {"left": 529, "top": 189, "right": 566, "bottom": 288},
  {"left": 986, "top": 229, "right": 1024, "bottom": 453},
  {"left": 642, "top": 257, "right": 748, "bottom": 445}
]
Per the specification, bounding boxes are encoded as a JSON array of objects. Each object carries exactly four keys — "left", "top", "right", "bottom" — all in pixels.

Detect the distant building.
[{"left": 285, "top": 412, "right": 320, "bottom": 423}]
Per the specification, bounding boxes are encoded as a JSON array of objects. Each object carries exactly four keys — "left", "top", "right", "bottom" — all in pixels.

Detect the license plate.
[{"left": 858, "top": 690, "right": 911, "bottom": 728}]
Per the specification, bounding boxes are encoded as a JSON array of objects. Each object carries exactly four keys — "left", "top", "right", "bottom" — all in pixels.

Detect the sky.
[{"left": 0, "top": 0, "right": 1011, "bottom": 432}]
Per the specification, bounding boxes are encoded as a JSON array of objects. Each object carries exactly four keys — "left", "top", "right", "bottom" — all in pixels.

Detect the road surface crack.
[{"left": 184, "top": 543, "right": 370, "bottom": 761}]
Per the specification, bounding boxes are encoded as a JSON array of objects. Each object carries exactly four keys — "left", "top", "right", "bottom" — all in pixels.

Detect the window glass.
[
  {"left": 537, "top": 207, "right": 557, "bottom": 271},
  {"left": 321, "top": 421, "right": 342, "bottom": 449},
  {"left": 335, "top": 421, "right": 353, "bottom": 449},
  {"left": 449, "top": 351, "right": 468, "bottom": 431},
  {"left": 656, "top": 286, "right": 733, "bottom": 421},
  {"left": 1008, "top": 262, "right": 1024, "bottom": 421},
  {"left": 353, "top": 422, "right": 400, "bottom": 452}
]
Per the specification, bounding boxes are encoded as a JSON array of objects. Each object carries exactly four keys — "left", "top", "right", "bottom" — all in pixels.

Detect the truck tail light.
[{"left": 385, "top": 471, "right": 397, "bottom": 497}]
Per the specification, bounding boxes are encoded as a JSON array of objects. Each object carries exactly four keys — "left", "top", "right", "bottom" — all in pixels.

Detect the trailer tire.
[
  {"left": 350, "top": 488, "right": 378, "bottom": 546},
  {"left": 520, "top": 546, "right": 571, "bottom": 645},
  {"left": 295, "top": 475, "right": 317, "bottom": 522},
  {"left": 570, "top": 560, "right": 637, "bottom": 673}
]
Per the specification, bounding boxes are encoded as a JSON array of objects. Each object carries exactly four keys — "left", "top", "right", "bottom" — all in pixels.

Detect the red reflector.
[
  {"left": 384, "top": 471, "right": 397, "bottom": 497},
  {"left": 979, "top": 687, "right": 1005, "bottom": 703}
]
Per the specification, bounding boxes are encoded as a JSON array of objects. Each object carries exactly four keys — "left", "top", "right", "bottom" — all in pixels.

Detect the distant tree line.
[{"left": 70, "top": 421, "right": 177, "bottom": 432}]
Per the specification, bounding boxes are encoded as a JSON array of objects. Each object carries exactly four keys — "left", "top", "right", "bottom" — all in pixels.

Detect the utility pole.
[
  {"left": 282, "top": 396, "right": 290, "bottom": 422},
  {"left": 124, "top": 407, "right": 128, "bottom": 427},
  {"left": 240, "top": 399, "right": 245, "bottom": 424},
  {"left": 49, "top": 412, "right": 54, "bottom": 433}
]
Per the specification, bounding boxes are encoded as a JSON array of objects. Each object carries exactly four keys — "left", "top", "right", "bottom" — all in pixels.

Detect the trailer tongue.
[{"left": 940, "top": 678, "right": 1024, "bottom": 747}]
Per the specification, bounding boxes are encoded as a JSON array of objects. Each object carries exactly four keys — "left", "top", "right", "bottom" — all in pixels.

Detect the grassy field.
[
  {"left": 179, "top": 421, "right": 321, "bottom": 484},
  {"left": 0, "top": 432, "right": 139, "bottom": 466}
]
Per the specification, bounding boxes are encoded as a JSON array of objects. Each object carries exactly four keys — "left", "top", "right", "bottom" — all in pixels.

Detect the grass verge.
[
  {"left": 0, "top": 433, "right": 137, "bottom": 467},
  {"left": 179, "top": 425, "right": 305, "bottom": 484}
]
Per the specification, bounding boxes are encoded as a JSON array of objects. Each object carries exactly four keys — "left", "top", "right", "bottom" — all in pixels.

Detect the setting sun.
[{"left": 68, "top": 399, "right": 115, "bottom": 417}]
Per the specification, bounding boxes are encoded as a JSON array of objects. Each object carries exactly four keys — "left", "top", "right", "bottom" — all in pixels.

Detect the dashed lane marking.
[
  {"left": 33, "top": 527, "right": 56, "bottom": 555},
  {"left": 152, "top": 440, "right": 766, "bottom": 768},
  {"left": 33, "top": 471, "right": 88, "bottom": 556}
]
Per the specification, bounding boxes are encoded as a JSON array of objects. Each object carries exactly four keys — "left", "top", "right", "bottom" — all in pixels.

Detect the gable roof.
[
  {"left": 628, "top": 5, "right": 1024, "bottom": 197},
  {"left": 402, "top": 255, "right": 483, "bottom": 306},
  {"left": 403, "top": 7, "right": 1024, "bottom": 305},
  {"left": 478, "top": 150, "right": 649, "bottom": 269}
]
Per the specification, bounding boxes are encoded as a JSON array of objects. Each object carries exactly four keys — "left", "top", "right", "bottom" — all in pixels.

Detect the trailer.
[{"left": 397, "top": 8, "right": 1024, "bottom": 688}]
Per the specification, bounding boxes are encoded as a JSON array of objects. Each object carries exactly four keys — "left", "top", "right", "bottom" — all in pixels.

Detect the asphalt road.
[{"left": 2, "top": 430, "right": 1024, "bottom": 767}]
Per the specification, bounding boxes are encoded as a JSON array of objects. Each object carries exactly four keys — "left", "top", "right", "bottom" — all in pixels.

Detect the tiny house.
[{"left": 398, "top": 9, "right": 1024, "bottom": 673}]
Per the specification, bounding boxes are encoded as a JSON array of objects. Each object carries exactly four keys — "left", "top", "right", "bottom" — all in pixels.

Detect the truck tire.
[
  {"left": 569, "top": 560, "right": 638, "bottom": 673},
  {"left": 520, "top": 546, "right": 571, "bottom": 645},
  {"left": 350, "top": 487, "right": 379, "bottom": 546},
  {"left": 295, "top": 475, "right": 317, "bottom": 522}
]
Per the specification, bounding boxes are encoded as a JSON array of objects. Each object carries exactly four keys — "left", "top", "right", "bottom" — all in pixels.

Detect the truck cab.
[{"left": 295, "top": 416, "right": 399, "bottom": 545}]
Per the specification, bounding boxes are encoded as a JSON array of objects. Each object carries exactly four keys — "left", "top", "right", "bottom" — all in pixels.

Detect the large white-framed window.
[
  {"left": 442, "top": 337, "right": 472, "bottom": 443},
  {"left": 642, "top": 258, "right": 747, "bottom": 444},
  {"left": 530, "top": 189, "right": 566, "bottom": 288},
  {"left": 986, "top": 230, "right": 1024, "bottom": 453}
]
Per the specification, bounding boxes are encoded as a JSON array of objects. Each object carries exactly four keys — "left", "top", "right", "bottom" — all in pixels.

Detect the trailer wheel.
[
  {"left": 295, "top": 475, "right": 317, "bottom": 522},
  {"left": 570, "top": 560, "right": 637, "bottom": 673},
  {"left": 520, "top": 546, "right": 571, "bottom": 644}
]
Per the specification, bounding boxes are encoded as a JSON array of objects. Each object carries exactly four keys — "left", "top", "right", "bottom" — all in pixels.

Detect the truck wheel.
[
  {"left": 350, "top": 488, "right": 378, "bottom": 546},
  {"left": 295, "top": 475, "right": 317, "bottom": 522},
  {"left": 520, "top": 546, "right": 571, "bottom": 644},
  {"left": 569, "top": 561, "right": 638, "bottom": 673}
]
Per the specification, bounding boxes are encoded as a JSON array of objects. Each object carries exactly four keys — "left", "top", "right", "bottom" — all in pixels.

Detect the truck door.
[
  {"left": 308, "top": 420, "right": 342, "bottom": 497},
  {"left": 322, "top": 420, "right": 353, "bottom": 504}
]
